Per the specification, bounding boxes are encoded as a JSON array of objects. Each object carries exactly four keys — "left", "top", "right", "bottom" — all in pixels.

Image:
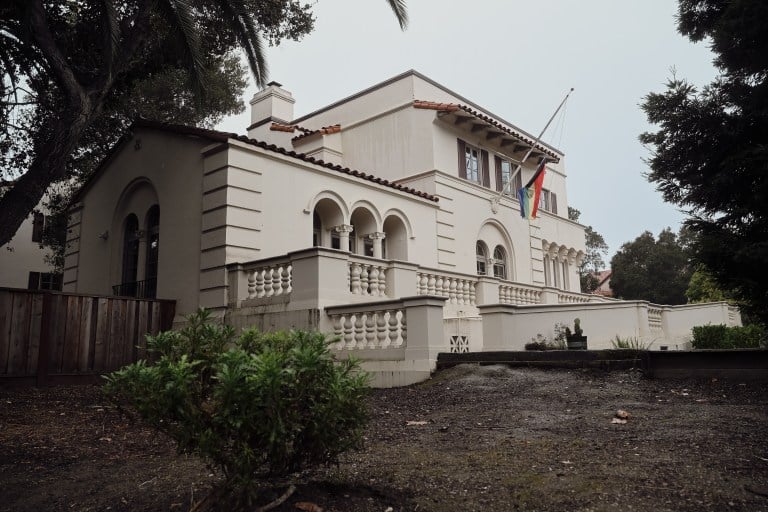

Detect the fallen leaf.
[
  {"left": 406, "top": 420, "right": 428, "bottom": 426},
  {"left": 295, "top": 502, "right": 323, "bottom": 512}
]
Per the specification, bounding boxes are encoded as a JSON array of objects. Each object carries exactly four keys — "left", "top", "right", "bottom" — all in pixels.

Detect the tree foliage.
[
  {"left": 104, "top": 309, "right": 370, "bottom": 510},
  {"left": 0, "top": 0, "right": 407, "bottom": 249},
  {"left": 610, "top": 228, "right": 692, "bottom": 305},
  {"left": 640, "top": 0, "right": 768, "bottom": 322},
  {"left": 568, "top": 206, "right": 609, "bottom": 293}
]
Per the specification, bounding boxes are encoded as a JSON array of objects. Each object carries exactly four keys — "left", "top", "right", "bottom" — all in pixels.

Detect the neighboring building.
[
  {"left": 0, "top": 183, "right": 62, "bottom": 291},
  {"left": 590, "top": 269, "right": 613, "bottom": 297},
  {"left": 63, "top": 71, "right": 739, "bottom": 386}
]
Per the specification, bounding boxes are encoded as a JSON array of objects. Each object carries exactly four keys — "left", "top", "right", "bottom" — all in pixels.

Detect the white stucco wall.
[
  {"left": 0, "top": 206, "right": 56, "bottom": 288},
  {"left": 67, "top": 130, "right": 208, "bottom": 315}
]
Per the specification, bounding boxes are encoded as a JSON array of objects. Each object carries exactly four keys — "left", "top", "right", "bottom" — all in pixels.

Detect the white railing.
[
  {"left": 348, "top": 259, "right": 388, "bottom": 297},
  {"left": 558, "top": 291, "right": 591, "bottom": 304},
  {"left": 246, "top": 259, "right": 292, "bottom": 299},
  {"left": 416, "top": 271, "right": 477, "bottom": 305},
  {"left": 328, "top": 308, "right": 406, "bottom": 350},
  {"left": 498, "top": 283, "right": 542, "bottom": 305}
]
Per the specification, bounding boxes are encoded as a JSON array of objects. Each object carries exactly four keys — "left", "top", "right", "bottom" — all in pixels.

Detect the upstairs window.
[
  {"left": 495, "top": 157, "right": 523, "bottom": 195},
  {"left": 539, "top": 188, "right": 558, "bottom": 215},
  {"left": 493, "top": 246, "right": 507, "bottom": 280},
  {"left": 457, "top": 139, "right": 489, "bottom": 186}
]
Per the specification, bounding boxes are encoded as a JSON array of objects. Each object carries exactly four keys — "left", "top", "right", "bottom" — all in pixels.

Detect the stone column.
[
  {"left": 333, "top": 224, "right": 354, "bottom": 252},
  {"left": 368, "top": 232, "right": 386, "bottom": 259}
]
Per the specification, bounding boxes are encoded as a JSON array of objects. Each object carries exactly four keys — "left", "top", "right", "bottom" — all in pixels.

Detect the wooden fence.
[{"left": 0, "top": 288, "right": 175, "bottom": 386}]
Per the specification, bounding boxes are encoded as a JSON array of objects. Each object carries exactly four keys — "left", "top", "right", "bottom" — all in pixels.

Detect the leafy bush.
[
  {"left": 691, "top": 324, "right": 767, "bottom": 349},
  {"left": 104, "top": 309, "right": 369, "bottom": 509}
]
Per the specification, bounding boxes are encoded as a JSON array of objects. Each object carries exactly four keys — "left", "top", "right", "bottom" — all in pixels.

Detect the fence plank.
[
  {"left": 108, "top": 299, "right": 126, "bottom": 371},
  {"left": 78, "top": 297, "right": 93, "bottom": 372},
  {"left": 50, "top": 294, "right": 67, "bottom": 373},
  {"left": 8, "top": 293, "right": 31, "bottom": 375},
  {"left": 137, "top": 301, "right": 149, "bottom": 360},
  {"left": 61, "top": 296, "right": 82, "bottom": 372},
  {"left": 26, "top": 293, "right": 44, "bottom": 375},
  {"left": 124, "top": 300, "right": 137, "bottom": 367},
  {"left": 0, "top": 290, "right": 12, "bottom": 374},
  {"left": 93, "top": 298, "right": 109, "bottom": 371}
]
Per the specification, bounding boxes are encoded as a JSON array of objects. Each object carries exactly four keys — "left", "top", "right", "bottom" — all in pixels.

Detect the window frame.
[
  {"left": 476, "top": 241, "right": 489, "bottom": 276},
  {"left": 492, "top": 245, "right": 507, "bottom": 280}
]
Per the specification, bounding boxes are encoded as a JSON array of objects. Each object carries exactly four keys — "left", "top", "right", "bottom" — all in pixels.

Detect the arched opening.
[
  {"left": 382, "top": 215, "right": 408, "bottom": 260},
  {"left": 144, "top": 205, "right": 160, "bottom": 299},
  {"left": 312, "top": 211, "right": 322, "bottom": 246},
  {"left": 121, "top": 214, "right": 140, "bottom": 296},
  {"left": 493, "top": 245, "right": 507, "bottom": 280},
  {"left": 350, "top": 207, "right": 377, "bottom": 256},
  {"left": 476, "top": 241, "right": 489, "bottom": 275},
  {"left": 312, "top": 197, "right": 344, "bottom": 249}
]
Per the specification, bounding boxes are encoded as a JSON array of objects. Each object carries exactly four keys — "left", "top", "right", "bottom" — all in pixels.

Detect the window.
[
  {"left": 121, "top": 214, "right": 140, "bottom": 290},
  {"left": 492, "top": 246, "right": 507, "bottom": 280},
  {"left": 476, "top": 241, "right": 488, "bottom": 275},
  {"left": 561, "top": 260, "right": 569, "bottom": 290},
  {"left": 28, "top": 271, "right": 62, "bottom": 291},
  {"left": 32, "top": 212, "right": 45, "bottom": 243},
  {"left": 539, "top": 189, "right": 558, "bottom": 214},
  {"left": 496, "top": 157, "right": 522, "bottom": 195},
  {"left": 457, "top": 139, "right": 489, "bottom": 186},
  {"left": 465, "top": 144, "right": 480, "bottom": 183},
  {"left": 313, "top": 212, "right": 321, "bottom": 246},
  {"left": 363, "top": 237, "right": 374, "bottom": 257},
  {"left": 144, "top": 205, "right": 159, "bottom": 299}
]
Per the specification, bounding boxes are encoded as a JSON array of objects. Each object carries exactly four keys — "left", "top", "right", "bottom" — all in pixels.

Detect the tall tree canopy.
[
  {"left": 568, "top": 206, "right": 609, "bottom": 293},
  {"left": 610, "top": 228, "right": 692, "bottom": 305},
  {"left": 640, "top": 0, "right": 768, "bottom": 321},
  {"left": 0, "top": 0, "right": 408, "bottom": 248}
]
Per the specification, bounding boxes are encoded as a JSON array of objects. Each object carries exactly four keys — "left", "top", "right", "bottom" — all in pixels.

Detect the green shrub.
[
  {"left": 610, "top": 335, "right": 651, "bottom": 350},
  {"left": 104, "top": 309, "right": 369, "bottom": 509},
  {"left": 691, "top": 324, "right": 767, "bottom": 349}
]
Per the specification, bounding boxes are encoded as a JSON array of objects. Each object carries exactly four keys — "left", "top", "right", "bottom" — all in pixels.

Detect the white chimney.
[{"left": 247, "top": 82, "right": 295, "bottom": 141}]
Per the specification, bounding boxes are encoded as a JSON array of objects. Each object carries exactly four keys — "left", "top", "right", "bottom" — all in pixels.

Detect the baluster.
[
  {"left": 377, "top": 312, "right": 388, "bottom": 348},
  {"left": 469, "top": 281, "right": 476, "bottom": 305},
  {"left": 427, "top": 274, "right": 436, "bottom": 294},
  {"left": 360, "top": 266, "right": 370, "bottom": 295},
  {"left": 417, "top": 273, "right": 427, "bottom": 294},
  {"left": 462, "top": 280, "right": 470, "bottom": 304},
  {"left": 263, "top": 267, "right": 274, "bottom": 297},
  {"left": 400, "top": 311, "right": 407, "bottom": 344},
  {"left": 282, "top": 265, "right": 292, "bottom": 294},
  {"left": 378, "top": 267, "right": 387, "bottom": 296},
  {"left": 350, "top": 263, "right": 362, "bottom": 294},
  {"left": 247, "top": 270, "right": 256, "bottom": 299},
  {"left": 448, "top": 279, "right": 457, "bottom": 304},
  {"left": 365, "top": 313, "right": 376, "bottom": 348},
  {"left": 255, "top": 269, "right": 265, "bottom": 298},
  {"left": 272, "top": 266, "right": 283, "bottom": 296},
  {"left": 369, "top": 267, "right": 380, "bottom": 297},
  {"left": 434, "top": 275, "right": 444, "bottom": 298},
  {"left": 388, "top": 310, "right": 400, "bottom": 346},
  {"left": 331, "top": 315, "right": 344, "bottom": 350},
  {"left": 354, "top": 314, "right": 365, "bottom": 349},
  {"left": 499, "top": 286, "right": 506, "bottom": 304},
  {"left": 343, "top": 315, "right": 354, "bottom": 348}
]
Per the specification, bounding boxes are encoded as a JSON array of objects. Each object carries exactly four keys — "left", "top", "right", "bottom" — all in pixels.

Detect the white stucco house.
[{"left": 63, "top": 70, "right": 739, "bottom": 386}]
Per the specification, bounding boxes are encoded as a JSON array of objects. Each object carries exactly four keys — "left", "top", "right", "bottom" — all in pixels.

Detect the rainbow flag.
[{"left": 518, "top": 160, "right": 547, "bottom": 219}]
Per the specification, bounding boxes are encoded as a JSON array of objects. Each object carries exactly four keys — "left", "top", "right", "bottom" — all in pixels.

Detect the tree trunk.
[{"left": 0, "top": 105, "right": 93, "bottom": 247}]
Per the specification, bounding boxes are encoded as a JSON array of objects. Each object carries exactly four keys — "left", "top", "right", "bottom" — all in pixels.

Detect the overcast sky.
[{"left": 217, "top": 0, "right": 718, "bottom": 262}]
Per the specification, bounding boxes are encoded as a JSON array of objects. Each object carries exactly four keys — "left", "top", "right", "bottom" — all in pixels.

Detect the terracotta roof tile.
[
  {"left": 131, "top": 119, "right": 438, "bottom": 203},
  {"left": 292, "top": 124, "right": 342, "bottom": 142},
  {"left": 413, "top": 100, "right": 560, "bottom": 161},
  {"left": 269, "top": 122, "right": 312, "bottom": 134}
]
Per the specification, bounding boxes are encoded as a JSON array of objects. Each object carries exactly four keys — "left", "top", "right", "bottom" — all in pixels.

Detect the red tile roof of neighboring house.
[
  {"left": 414, "top": 100, "right": 561, "bottom": 161},
  {"left": 292, "top": 124, "right": 342, "bottom": 142},
  {"left": 269, "top": 122, "right": 312, "bottom": 134},
  {"left": 74, "top": 119, "right": 438, "bottom": 203}
]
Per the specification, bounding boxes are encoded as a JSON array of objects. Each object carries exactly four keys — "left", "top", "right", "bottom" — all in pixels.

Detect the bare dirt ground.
[{"left": 1, "top": 365, "right": 767, "bottom": 511}]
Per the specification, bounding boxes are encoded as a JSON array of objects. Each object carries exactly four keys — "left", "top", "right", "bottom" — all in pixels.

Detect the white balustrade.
[
  {"left": 246, "top": 262, "right": 292, "bottom": 299},
  {"left": 557, "top": 292, "right": 591, "bottom": 304},
  {"left": 349, "top": 260, "right": 388, "bottom": 297},
  {"left": 498, "top": 284, "right": 542, "bottom": 305},
  {"left": 329, "top": 309, "right": 406, "bottom": 350},
  {"left": 648, "top": 306, "right": 663, "bottom": 336},
  {"left": 416, "top": 272, "right": 477, "bottom": 305}
]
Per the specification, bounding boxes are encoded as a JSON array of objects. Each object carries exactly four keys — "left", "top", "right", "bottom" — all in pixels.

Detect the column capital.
[
  {"left": 333, "top": 224, "right": 354, "bottom": 234},
  {"left": 366, "top": 231, "right": 386, "bottom": 240}
]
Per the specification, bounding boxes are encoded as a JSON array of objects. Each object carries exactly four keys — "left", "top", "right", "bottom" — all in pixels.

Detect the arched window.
[
  {"left": 121, "top": 214, "right": 140, "bottom": 295},
  {"left": 144, "top": 205, "right": 160, "bottom": 298},
  {"left": 493, "top": 245, "right": 507, "bottom": 280},
  {"left": 313, "top": 211, "right": 322, "bottom": 246},
  {"left": 476, "top": 241, "right": 489, "bottom": 275}
]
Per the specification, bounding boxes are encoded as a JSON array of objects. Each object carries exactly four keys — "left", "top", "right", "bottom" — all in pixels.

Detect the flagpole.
[{"left": 493, "top": 88, "right": 574, "bottom": 203}]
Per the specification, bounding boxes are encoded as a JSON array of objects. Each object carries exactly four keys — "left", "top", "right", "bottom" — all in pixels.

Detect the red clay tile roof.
[
  {"left": 269, "top": 122, "right": 312, "bottom": 134},
  {"left": 129, "top": 119, "right": 438, "bottom": 202},
  {"left": 414, "top": 100, "right": 560, "bottom": 161},
  {"left": 292, "top": 124, "right": 342, "bottom": 142}
]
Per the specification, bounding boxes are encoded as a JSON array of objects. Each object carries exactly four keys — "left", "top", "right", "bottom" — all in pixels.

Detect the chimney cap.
[{"left": 266, "top": 81, "right": 283, "bottom": 88}]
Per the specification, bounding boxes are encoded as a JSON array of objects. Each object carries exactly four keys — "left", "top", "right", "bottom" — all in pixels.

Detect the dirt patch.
[{"left": 1, "top": 366, "right": 767, "bottom": 511}]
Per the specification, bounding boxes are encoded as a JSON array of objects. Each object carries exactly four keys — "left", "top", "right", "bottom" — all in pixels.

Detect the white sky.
[{"left": 217, "top": 0, "right": 718, "bottom": 261}]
